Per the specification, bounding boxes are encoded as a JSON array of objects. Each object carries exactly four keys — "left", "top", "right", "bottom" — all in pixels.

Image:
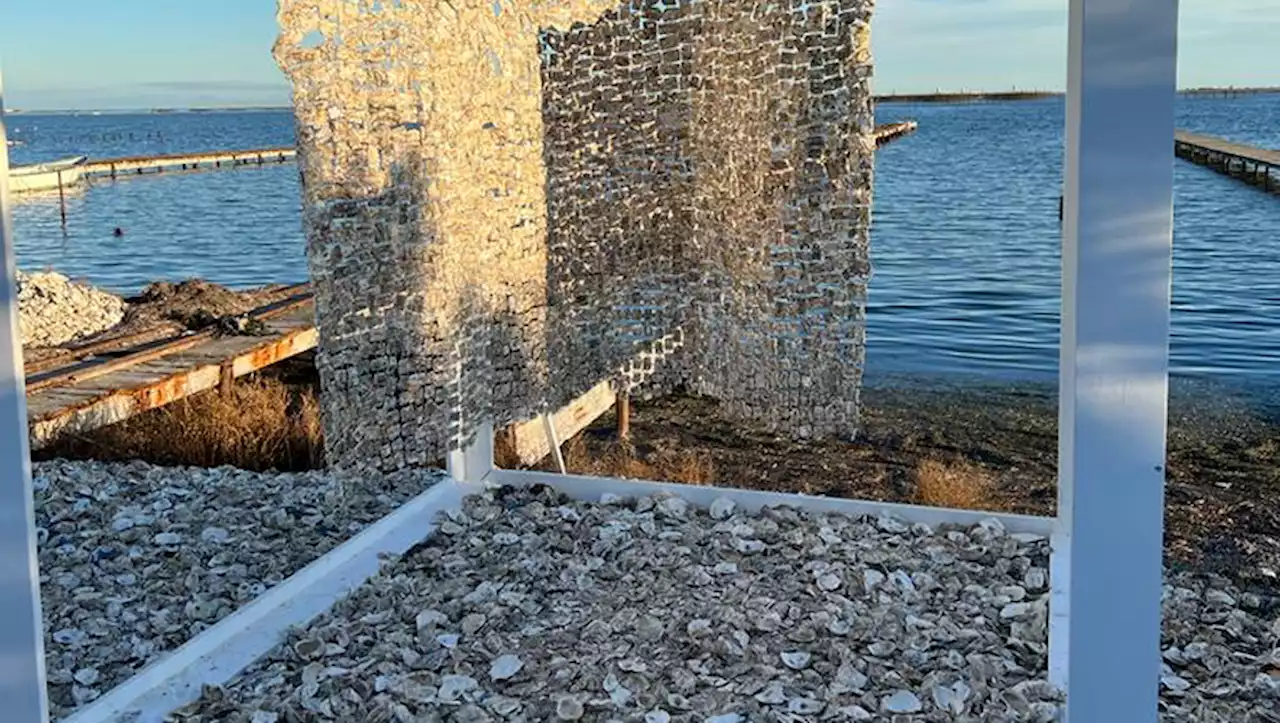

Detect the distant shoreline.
[
  {"left": 6, "top": 86, "right": 1279, "bottom": 114},
  {"left": 4, "top": 106, "right": 293, "bottom": 116},
  {"left": 875, "top": 87, "right": 1280, "bottom": 104},
  {"left": 875, "top": 91, "right": 1059, "bottom": 104}
]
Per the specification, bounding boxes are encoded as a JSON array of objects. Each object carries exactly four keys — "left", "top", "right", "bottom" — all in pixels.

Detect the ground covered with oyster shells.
[
  {"left": 171, "top": 485, "right": 1267, "bottom": 722},
  {"left": 34, "top": 459, "right": 444, "bottom": 720}
]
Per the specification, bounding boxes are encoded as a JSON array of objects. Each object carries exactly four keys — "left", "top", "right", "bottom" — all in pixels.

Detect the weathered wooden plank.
[
  {"left": 229, "top": 328, "right": 320, "bottom": 378},
  {"left": 27, "top": 319, "right": 321, "bottom": 447},
  {"left": 128, "top": 360, "right": 198, "bottom": 376},
  {"left": 28, "top": 387, "right": 107, "bottom": 404},
  {"left": 508, "top": 379, "right": 617, "bottom": 466}
]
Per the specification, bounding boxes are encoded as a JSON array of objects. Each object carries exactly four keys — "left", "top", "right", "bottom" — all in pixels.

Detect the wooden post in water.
[{"left": 56, "top": 170, "right": 66, "bottom": 230}]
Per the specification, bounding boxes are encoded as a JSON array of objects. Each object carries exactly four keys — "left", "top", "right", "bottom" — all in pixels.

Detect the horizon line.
[{"left": 5, "top": 85, "right": 1278, "bottom": 114}]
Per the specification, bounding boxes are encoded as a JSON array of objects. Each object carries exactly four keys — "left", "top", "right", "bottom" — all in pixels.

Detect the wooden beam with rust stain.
[{"left": 28, "top": 326, "right": 319, "bottom": 450}]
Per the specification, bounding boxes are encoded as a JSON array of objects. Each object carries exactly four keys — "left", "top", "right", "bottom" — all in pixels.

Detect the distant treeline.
[
  {"left": 876, "top": 87, "right": 1280, "bottom": 104},
  {"left": 1181, "top": 86, "right": 1280, "bottom": 97}
]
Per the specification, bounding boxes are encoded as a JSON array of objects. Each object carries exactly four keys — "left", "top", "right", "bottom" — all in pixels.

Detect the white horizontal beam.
[
  {"left": 64, "top": 478, "right": 476, "bottom": 723},
  {"left": 487, "top": 468, "right": 1056, "bottom": 536}
]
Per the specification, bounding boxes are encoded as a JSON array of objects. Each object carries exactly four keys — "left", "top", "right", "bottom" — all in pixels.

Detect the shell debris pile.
[
  {"left": 174, "top": 486, "right": 1280, "bottom": 722},
  {"left": 178, "top": 486, "right": 1064, "bottom": 721},
  {"left": 34, "top": 460, "right": 444, "bottom": 720},
  {"left": 16, "top": 270, "right": 128, "bottom": 348}
]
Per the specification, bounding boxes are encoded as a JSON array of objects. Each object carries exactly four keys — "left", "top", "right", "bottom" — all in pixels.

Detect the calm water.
[{"left": 7, "top": 95, "right": 1280, "bottom": 385}]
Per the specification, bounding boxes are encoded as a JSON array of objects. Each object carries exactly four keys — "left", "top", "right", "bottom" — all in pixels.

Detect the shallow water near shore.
[{"left": 8, "top": 94, "right": 1280, "bottom": 390}]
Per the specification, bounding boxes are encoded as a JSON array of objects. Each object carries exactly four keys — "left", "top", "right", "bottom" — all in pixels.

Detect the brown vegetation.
[
  {"left": 37, "top": 377, "right": 324, "bottom": 472},
  {"left": 914, "top": 457, "right": 997, "bottom": 511},
  {"left": 558, "top": 435, "right": 715, "bottom": 486}
]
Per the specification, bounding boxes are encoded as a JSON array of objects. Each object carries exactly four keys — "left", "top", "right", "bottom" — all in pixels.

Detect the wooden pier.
[
  {"left": 23, "top": 283, "right": 667, "bottom": 468},
  {"left": 26, "top": 289, "right": 317, "bottom": 449},
  {"left": 42, "top": 121, "right": 913, "bottom": 192},
  {"left": 83, "top": 124, "right": 910, "bottom": 181},
  {"left": 874, "top": 120, "right": 918, "bottom": 145},
  {"left": 82, "top": 147, "right": 295, "bottom": 179},
  {"left": 22, "top": 284, "right": 625, "bottom": 463},
  {"left": 1174, "top": 130, "right": 1279, "bottom": 193}
]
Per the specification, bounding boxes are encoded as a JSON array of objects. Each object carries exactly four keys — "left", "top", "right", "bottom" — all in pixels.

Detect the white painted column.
[
  {"left": 0, "top": 73, "right": 52, "bottom": 723},
  {"left": 447, "top": 422, "right": 494, "bottom": 483},
  {"left": 1057, "top": 0, "right": 1179, "bottom": 721}
]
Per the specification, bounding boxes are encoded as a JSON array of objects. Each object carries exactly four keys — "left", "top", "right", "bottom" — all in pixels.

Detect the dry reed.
[
  {"left": 914, "top": 457, "right": 996, "bottom": 511},
  {"left": 560, "top": 435, "right": 715, "bottom": 485},
  {"left": 38, "top": 377, "right": 324, "bottom": 472}
]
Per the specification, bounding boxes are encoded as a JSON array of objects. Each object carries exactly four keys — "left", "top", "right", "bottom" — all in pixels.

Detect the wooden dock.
[
  {"left": 1174, "top": 130, "right": 1279, "bottom": 192},
  {"left": 53, "top": 122, "right": 913, "bottom": 189},
  {"left": 875, "top": 121, "right": 918, "bottom": 145},
  {"left": 23, "top": 284, "right": 669, "bottom": 468},
  {"left": 82, "top": 147, "right": 295, "bottom": 179},
  {"left": 26, "top": 291, "right": 317, "bottom": 449},
  {"left": 21, "top": 284, "right": 628, "bottom": 464}
]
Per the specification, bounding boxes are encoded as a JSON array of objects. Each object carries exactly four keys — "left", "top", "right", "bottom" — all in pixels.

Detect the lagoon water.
[{"left": 7, "top": 94, "right": 1280, "bottom": 386}]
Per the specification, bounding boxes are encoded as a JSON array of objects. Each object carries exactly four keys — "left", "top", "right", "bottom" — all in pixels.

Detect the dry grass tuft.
[
  {"left": 39, "top": 377, "right": 325, "bottom": 472},
  {"left": 493, "top": 429, "right": 522, "bottom": 470},
  {"left": 915, "top": 457, "right": 996, "bottom": 511},
  {"left": 561, "top": 436, "right": 715, "bottom": 485}
]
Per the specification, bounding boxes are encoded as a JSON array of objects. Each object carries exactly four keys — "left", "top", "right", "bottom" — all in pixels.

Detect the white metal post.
[
  {"left": 0, "top": 72, "right": 52, "bottom": 723},
  {"left": 541, "top": 413, "right": 567, "bottom": 474},
  {"left": 1058, "top": 0, "right": 1179, "bottom": 721},
  {"left": 446, "top": 421, "right": 494, "bottom": 483}
]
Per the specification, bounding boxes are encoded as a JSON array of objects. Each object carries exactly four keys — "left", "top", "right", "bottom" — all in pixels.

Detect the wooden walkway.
[
  {"left": 26, "top": 292, "right": 317, "bottom": 449},
  {"left": 82, "top": 147, "right": 295, "bottom": 179},
  {"left": 1174, "top": 130, "right": 1279, "bottom": 192},
  {"left": 22, "top": 284, "right": 666, "bottom": 468},
  {"left": 875, "top": 121, "right": 918, "bottom": 145},
  {"left": 62, "top": 122, "right": 913, "bottom": 186},
  {"left": 81, "top": 122, "right": 912, "bottom": 182}
]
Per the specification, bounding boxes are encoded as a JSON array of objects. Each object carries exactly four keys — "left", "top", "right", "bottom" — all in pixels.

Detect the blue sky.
[{"left": 0, "top": 0, "right": 1277, "bottom": 110}]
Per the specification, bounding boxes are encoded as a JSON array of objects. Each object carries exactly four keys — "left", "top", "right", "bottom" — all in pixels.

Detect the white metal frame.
[
  {"left": 0, "top": 0, "right": 1180, "bottom": 719},
  {"left": 1, "top": 72, "right": 53, "bottom": 723},
  {"left": 1056, "top": 2, "right": 1178, "bottom": 721}
]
